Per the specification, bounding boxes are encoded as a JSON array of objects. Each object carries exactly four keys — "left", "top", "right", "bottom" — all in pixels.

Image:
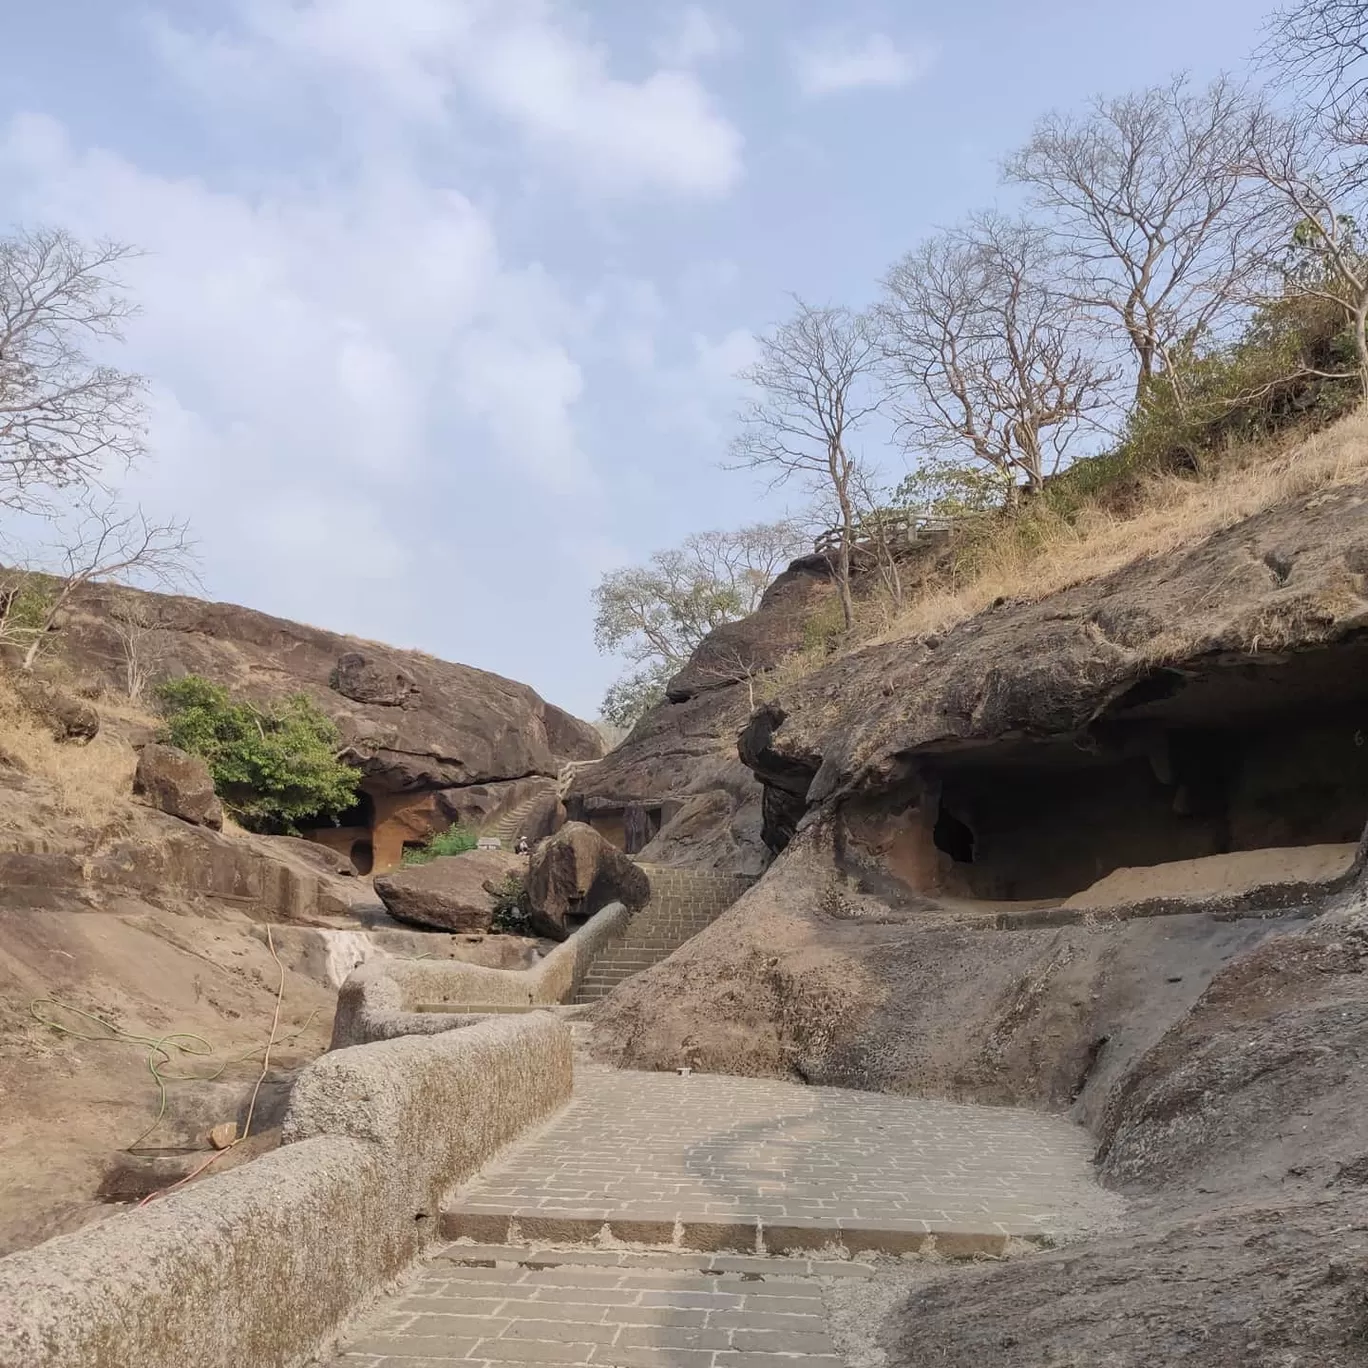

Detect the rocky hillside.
[
  {"left": 582, "top": 420, "right": 1368, "bottom": 1366},
  {"left": 567, "top": 553, "right": 839, "bottom": 875},
  {"left": 0, "top": 588, "right": 602, "bottom": 1256},
  {"left": 57, "top": 583, "right": 602, "bottom": 869}
]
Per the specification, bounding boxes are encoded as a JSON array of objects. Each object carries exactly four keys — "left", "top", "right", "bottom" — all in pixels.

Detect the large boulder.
[
  {"left": 15, "top": 678, "right": 100, "bottom": 745},
  {"left": 525, "top": 822, "right": 650, "bottom": 940},
  {"left": 329, "top": 652, "right": 418, "bottom": 707},
  {"left": 565, "top": 555, "right": 840, "bottom": 876},
  {"left": 51, "top": 583, "right": 604, "bottom": 796},
  {"left": 373, "top": 849, "right": 523, "bottom": 933},
  {"left": 133, "top": 744, "right": 224, "bottom": 830}
]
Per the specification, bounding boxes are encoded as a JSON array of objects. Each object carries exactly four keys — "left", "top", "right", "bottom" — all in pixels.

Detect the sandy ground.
[
  {"left": 0, "top": 907, "right": 336, "bottom": 1255},
  {"left": 1063, "top": 843, "right": 1357, "bottom": 909}
]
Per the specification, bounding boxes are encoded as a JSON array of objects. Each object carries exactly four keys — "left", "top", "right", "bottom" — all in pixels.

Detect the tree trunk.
[
  {"left": 836, "top": 490, "right": 856, "bottom": 631},
  {"left": 836, "top": 541, "right": 854, "bottom": 631},
  {"left": 1354, "top": 300, "right": 1368, "bottom": 400}
]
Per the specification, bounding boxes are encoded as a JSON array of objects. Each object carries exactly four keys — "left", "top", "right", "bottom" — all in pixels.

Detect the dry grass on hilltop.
[
  {"left": 0, "top": 673, "right": 153, "bottom": 830},
  {"left": 879, "top": 405, "right": 1368, "bottom": 646},
  {"left": 760, "top": 406, "right": 1368, "bottom": 699}
]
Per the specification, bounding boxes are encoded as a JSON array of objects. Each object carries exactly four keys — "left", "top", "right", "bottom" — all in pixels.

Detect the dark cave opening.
[
  {"left": 933, "top": 805, "right": 976, "bottom": 865},
  {"left": 917, "top": 638, "right": 1368, "bottom": 902}
]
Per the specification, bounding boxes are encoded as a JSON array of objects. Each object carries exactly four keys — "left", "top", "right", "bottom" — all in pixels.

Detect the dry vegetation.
[
  {"left": 760, "top": 403, "right": 1368, "bottom": 694},
  {"left": 0, "top": 673, "right": 150, "bottom": 830}
]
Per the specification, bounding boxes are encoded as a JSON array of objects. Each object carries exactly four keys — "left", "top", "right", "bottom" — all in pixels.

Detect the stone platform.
[
  {"left": 443, "top": 1066, "right": 1120, "bottom": 1257},
  {"left": 331, "top": 1066, "right": 1122, "bottom": 1366}
]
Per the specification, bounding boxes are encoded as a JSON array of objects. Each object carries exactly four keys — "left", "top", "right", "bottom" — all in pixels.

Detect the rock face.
[
  {"left": 15, "top": 679, "right": 100, "bottom": 744},
  {"left": 54, "top": 582, "right": 603, "bottom": 872},
  {"left": 59, "top": 585, "right": 602, "bottom": 792},
  {"left": 133, "top": 743, "right": 224, "bottom": 830},
  {"left": 525, "top": 822, "right": 650, "bottom": 940},
  {"left": 372, "top": 849, "right": 524, "bottom": 933},
  {"left": 584, "top": 454, "right": 1368, "bottom": 1368},
  {"left": 567, "top": 556, "right": 839, "bottom": 875},
  {"left": 740, "top": 480, "right": 1368, "bottom": 861},
  {"left": 329, "top": 652, "right": 419, "bottom": 708}
]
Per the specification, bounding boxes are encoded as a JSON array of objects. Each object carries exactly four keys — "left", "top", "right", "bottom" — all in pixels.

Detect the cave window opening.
[
  {"left": 350, "top": 840, "right": 374, "bottom": 875},
  {"left": 934, "top": 805, "right": 976, "bottom": 864},
  {"left": 300, "top": 790, "right": 375, "bottom": 832}
]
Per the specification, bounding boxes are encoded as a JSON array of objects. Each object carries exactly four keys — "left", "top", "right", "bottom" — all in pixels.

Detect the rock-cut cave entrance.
[
  {"left": 901, "top": 636, "right": 1368, "bottom": 904},
  {"left": 297, "top": 790, "right": 377, "bottom": 875}
]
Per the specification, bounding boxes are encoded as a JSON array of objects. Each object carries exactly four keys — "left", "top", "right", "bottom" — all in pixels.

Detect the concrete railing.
[
  {"left": 331, "top": 900, "right": 632, "bottom": 1048},
  {"left": 0, "top": 1013, "right": 573, "bottom": 1368}
]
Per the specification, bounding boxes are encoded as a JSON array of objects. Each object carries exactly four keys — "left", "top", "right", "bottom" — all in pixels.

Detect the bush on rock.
[{"left": 155, "top": 674, "right": 360, "bottom": 834}]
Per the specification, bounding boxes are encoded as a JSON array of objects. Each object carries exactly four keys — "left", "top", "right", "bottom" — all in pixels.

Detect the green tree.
[
  {"left": 594, "top": 521, "right": 805, "bottom": 730},
  {"left": 156, "top": 675, "right": 361, "bottom": 834}
]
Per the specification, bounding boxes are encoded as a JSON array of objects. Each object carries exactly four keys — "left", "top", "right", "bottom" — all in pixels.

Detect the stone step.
[
  {"left": 440, "top": 1205, "right": 1029, "bottom": 1260},
  {"left": 435, "top": 1243, "right": 878, "bottom": 1277}
]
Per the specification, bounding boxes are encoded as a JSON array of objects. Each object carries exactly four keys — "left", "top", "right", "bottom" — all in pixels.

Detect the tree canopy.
[{"left": 594, "top": 522, "right": 806, "bottom": 729}]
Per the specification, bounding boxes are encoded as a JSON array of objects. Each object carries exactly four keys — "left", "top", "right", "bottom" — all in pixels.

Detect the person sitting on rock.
[{"left": 515, "top": 835, "right": 530, "bottom": 855}]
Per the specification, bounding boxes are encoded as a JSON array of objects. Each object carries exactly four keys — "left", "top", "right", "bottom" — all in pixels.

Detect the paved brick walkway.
[
  {"left": 445, "top": 1066, "right": 1120, "bottom": 1255},
  {"left": 331, "top": 1066, "right": 1122, "bottom": 1366},
  {"left": 333, "top": 1246, "right": 862, "bottom": 1367}
]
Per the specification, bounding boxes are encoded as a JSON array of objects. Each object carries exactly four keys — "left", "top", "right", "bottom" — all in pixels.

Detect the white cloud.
[
  {"left": 155, "top": 0, "right": 744, "bottom": 198},
  {"left": 0, "top": 0, "right": 757, "bottom": 712},
  {"left": 792, "top": 32, "right": 935, "bottom": 97},
  {"left": 653, "top": 7, "right": 741, "bottom": 67},
  {"left": 0, "top": 109, "right": 595, "bottom": 623}
]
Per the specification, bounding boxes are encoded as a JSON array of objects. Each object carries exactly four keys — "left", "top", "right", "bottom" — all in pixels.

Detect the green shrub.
[
  {"left": 155, "top": 675, "right": 361, "bottom": 834},
  {"left": 800, "top": 597, "right": 849, "bottom": 656},
  {"left": 1068, "top": 294, "right": 1356, "bottom": 510},
  {"left": 401, "top": 823, "right": 480, "bottom": 865},
  {"left": 488, "top": 871, "right": 534, "bottom": 935}
]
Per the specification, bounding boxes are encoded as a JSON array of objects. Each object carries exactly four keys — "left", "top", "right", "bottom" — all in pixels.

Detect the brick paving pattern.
[
  {"left": 332, "top": 1246, "right": 861, "bottom": 1367},
  {"left": 332, "top": 1067, "right": 1123, "bottom": 1366},
  {"left": 446, "top": 1066, "right": 1121, "bottom": 1250}
]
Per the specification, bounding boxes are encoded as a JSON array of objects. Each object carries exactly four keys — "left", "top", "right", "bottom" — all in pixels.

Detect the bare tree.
[
  {"left": 691, "top": 643, "right": 766, "bottom": 712},
  {"left": 1263, "top": 1, "right": 1368, "bottom": 130},
  {"left": 0, "top": 229, "right": 147, "bottom": 513},
  {"left": 1004, "top": 76, "right": 1267, "bottom": 401},
  {"left": 879, "top": 214, "right": 1114, "bottom": 503},
  {"left": 1239, "top": 108, "right": 1368, "bottom": 394},
  {"left": 108, "top": 596, "right": 165, "bottom": 702},
  {"left": 593, "top": 520, "right": 806, "bottom": 729},
  {"left": 730, "top": 301, "right": 883, "bottom": 629},
  {"left": 5, "top": 500, "right": 195, "bottom": 670}
]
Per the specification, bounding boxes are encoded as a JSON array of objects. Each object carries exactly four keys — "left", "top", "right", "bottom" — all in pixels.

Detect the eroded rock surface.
[
  {"left": 58, "top": 584, "right": 603, "bottom": 795},
  {"left": 586, "top": 459, "right": 1368, "bottom": 1368},
  {"left": 133, "top": 743, "right": 224, "bottom": 830},
  {"left": 567, "top": 556, "right": 839, "bottom": 874},
  {"left": 373, "top": 849, "right": 524, "bottom": 933},
  {"left": 526, "top": 822, "right": 650, "bottom": 940}
]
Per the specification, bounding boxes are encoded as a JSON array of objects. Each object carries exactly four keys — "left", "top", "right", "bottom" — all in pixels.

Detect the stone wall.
[
  {"left": 331, "top": 902, "right": 632, "bottom": 1047},
  {"left": 0, "top": 1014, "right": 572, "bottom": 1368}
]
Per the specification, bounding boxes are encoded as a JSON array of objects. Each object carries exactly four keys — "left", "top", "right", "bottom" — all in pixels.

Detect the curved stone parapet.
[
  {"left": 0, "top": 1013, "right": 573, "bottom": 1368},
  {"left": 331, "top": 900, "right": 632, "bottom": 1048}
]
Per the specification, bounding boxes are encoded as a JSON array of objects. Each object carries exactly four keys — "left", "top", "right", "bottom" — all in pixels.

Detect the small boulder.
[
  {"left": 16, "top": 678, "right": 100, "bottom": 744},
  {"left": 330, "top": 652, "right": 418, "bottom": 707},
  {"left": 525, "top": 821, "right": 650, "bottom": 941},
  {"left": 134, "top": 743, "right": 225, "bottom": 830},
  {"left": 374, "top": 848, "right": 523, "bottom": 933}
]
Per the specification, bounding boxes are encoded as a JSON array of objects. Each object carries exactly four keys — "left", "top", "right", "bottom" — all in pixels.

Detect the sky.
[{"left": 0, "top": 0, "right": 1274, "bottom": 719}]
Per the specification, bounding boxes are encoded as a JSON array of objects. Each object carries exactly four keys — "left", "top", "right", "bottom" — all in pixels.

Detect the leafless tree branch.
[
  {"left": 0, "top": 228, "right": 148, "bottom": 514},
  {"left": 728, "top": 300, "right": 884, "bottom": 629},
  {"left": 879, "top": 214, "right": 1116, "bottom": 502},
  {"left": 1004, "top": 75, "right": 1271, "bottom": 400}
]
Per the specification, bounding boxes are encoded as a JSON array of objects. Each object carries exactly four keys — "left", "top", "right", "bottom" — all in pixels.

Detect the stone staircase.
[
  {"left": 482, "top": 780, "right": 557, "bottom": 846},
  {"left": 572, "top": 864, "right": 755, "bottom": 1003}
]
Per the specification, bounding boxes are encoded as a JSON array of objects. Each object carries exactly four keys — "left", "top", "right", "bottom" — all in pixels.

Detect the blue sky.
[{"left": 0, "top": 0, "right": 1272, "bottom": 718}]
